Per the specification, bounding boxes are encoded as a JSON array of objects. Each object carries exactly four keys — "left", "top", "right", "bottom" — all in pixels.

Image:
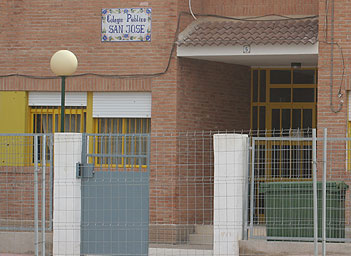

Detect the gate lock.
[{"left": 76, "top": 162, "right": 94, "bottom": 178}]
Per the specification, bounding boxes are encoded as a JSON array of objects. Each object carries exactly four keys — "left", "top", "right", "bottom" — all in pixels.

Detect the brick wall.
[
  {"left": 0, "top": 0, "right": 176, "bottom": 76},
  {"left": 317, "top": 0, "right": 349, "bottom": 137},
  {"left": 0, "top": 166, "right": 51, "bottom": 230},
  {"left": 177, "top": 58, "right": 251, "bottom": 131},
  {"left": 196, "top": 0, "right": 319, "bottom": 16}
]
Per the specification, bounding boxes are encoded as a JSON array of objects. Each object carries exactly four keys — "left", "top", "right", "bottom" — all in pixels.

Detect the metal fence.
[
  {"left": 0, "top": 134, "right": 53, "bottom": 255},
  {"left": 77, "top": 132, "right": 216, "bottom": 255},
  {"left": 246, "top": 128, "right": 351, "bottom": 256},
  {"left": 2, "top": 130, "right": 351, "bottom": 256}
]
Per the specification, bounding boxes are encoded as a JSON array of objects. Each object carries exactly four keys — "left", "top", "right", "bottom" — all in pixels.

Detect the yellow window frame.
[
  {"left": 30, "top": 106, "right": 87, "bottom": 133},
  {"left": 251, "top": 68, "right": 317, "bottom": 222},
  {"left": 29, "top": 106, "right": 87, "bottom": 165},
  {"left": 348, "top": 121, "right": 351, "bottom": 171}
]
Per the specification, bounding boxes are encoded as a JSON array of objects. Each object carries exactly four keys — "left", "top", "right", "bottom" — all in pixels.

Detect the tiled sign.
[{"left": 101, "top": 8, "right": 152, "bottom": 42}]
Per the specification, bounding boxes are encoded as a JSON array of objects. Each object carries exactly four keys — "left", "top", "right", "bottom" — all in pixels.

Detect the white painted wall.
[
  {"left": 53, "top": 133, "right": 82, "bottom": 256},
  {"left": 213, "top": 134, "right": 248, "bottom": 256},
  {"left": 177, "top": 44, "right": 318, "bottom": 66}
]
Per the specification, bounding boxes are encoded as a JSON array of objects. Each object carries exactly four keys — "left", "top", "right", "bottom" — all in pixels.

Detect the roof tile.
[{"left": 177, "top": 17, "right": 318, "bottom": 47}]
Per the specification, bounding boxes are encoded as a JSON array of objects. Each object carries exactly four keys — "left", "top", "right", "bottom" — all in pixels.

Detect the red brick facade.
[
  {"left": 177, "top": 58, "right": 251, "bottom": 131},
  {"left": 3, "top": 0, "right": 351, "bottom": 246}
]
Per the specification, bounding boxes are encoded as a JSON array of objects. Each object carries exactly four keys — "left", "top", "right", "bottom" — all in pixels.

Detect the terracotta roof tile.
[{"left": 177, "top": 17, "right": 318, "bottom": 47}]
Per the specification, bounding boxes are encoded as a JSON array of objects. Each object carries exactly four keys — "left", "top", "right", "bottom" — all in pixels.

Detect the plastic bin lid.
[{"left": 259, "top": 181, "right": 349, "bottom": 193}]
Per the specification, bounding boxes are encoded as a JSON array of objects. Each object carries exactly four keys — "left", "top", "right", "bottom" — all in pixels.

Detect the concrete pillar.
[
  {"left": 213, "top": 134, "right": 248, "bottom": 256},
  {"left": 53, "top": 133, "right": 82, "bottom": 256}
]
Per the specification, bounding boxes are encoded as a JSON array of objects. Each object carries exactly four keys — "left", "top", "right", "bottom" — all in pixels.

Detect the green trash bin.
[{"left": 259, "top": 181, "right": 349, "bottom": 241}]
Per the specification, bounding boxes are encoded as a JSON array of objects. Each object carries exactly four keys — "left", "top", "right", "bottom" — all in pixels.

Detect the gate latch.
[{"left": 76, "top": 162, "right": 94, "bottom": 178}]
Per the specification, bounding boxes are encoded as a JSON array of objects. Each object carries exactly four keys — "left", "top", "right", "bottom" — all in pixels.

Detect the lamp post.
[{"left": 50, "top": 50, "right": 78, "bottom": 132}]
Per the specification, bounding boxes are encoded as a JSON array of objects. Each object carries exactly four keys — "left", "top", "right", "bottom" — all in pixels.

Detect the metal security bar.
[
  {"left": 82, "top": 133, "right": 150, "bottom": 169},
  {"left": 30, "top": 106, "right": 86, "bottom": 133}
]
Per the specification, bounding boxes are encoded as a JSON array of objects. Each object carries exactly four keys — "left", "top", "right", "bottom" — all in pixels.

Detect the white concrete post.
[
  {"left": 213, "top": 134, "right": 248, "bottom": 256},
  {"left": 53, "top": 133, "right": 82, "bottom": 256}
]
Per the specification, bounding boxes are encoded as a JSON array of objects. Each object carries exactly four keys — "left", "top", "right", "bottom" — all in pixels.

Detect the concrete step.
[
  {"left": 189, "top": 233, "right": 213, "bottom": 246},
  {"left": 194, "top": 225, "right": 213, "bottom": 235}
]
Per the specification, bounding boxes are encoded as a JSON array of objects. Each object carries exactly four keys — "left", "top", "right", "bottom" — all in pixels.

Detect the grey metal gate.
[
  {"left": 247, "top": 128, "right": 351, "bottom": 256},
  {"left": 79, "top": 133, "right": 150, "bottom": 255}
]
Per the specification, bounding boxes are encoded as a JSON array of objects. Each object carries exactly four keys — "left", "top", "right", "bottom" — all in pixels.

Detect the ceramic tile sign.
[{"left": 101, "top": 8, "right": 152, "bottom": 42}]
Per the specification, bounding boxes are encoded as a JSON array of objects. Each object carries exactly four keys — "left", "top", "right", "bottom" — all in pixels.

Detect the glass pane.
[
  {"left": 291, "top": 145, "right": 300, "bottom": 177},
  {"left": 292, "top": 109, "right": 301, "bottom": 130},
  {"left": 136, "top": 119, "right": 141, "bottom": 133},
  {"left": 272, "top": 145, "right": 280, "bottom": 176},
  {"left": 303, "top": 109, "right": 313, "bottom": 129},
  {"left": 100, "top": 119, "right": 105, "bottom": 133},
  {"left": 83, "top": 112, "right": 86, "bottom": 133},
  {"left": 293, "top": 88, "right": 315, "bottom": 102},
  {"left": 259, "top": 106, "right": 266, "bottom": 132},
  {"left": 130, "top": 118, "right": 136, "bottom": 133},
  {"left": 42, "top": 115, "right": 53, "bottom": 133},
  {"left": 293, "top": 70, "right": 316, "bottom": 84},
  {"left": 125, "top": 118, "right": 130, "bottom": 133},
  {"left": 270, "top": 88, "right": 291, "bottom": 102},
  {"left": 106, "top": 119, "right": 111, "bottom": 133},
  {"left": 270, "top": 70, "right": 291, "bottom": 84},
  {"left": 253, "top": 70, "right": 258, "bottom": 102},
  {"left": 282, "top": 109, "right": 290, "bottom": 130},
  {"left": 271, "top": 109, "right": 280, "bottom": 131},
  {"left": 142, "top": 119, "right": 148, "bottom": 133},
  {"left": 64, "top": 114, "right": 81, "bottom": 132},
  {"left": 303, "top": 145, "right": 312, "bottom": 177},
  {"left": 55, "top": 114, "right": 59, "bottom": 132},
  {"left": 33, "top": 114, "right": 53, "bottom": 133},
  {"left": 281, "top": 145, "right": 290, "bottom": 177},
  {"left": 252, "top": 106, "right": 258, "bottom": 131},
  {"left": 260, "top": 70, "right": 266, "bottom": 102}
]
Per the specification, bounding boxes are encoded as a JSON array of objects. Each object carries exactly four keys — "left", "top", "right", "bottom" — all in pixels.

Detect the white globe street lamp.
[{"left": 50, "top": 50, "right": 78, "bottom": 132}]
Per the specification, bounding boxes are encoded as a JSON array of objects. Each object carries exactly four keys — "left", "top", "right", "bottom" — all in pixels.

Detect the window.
[
  {"left": 94, "top": 118, "right": 150, "bottom": 167},
  {"left": 30, "top": 106, "right": 86, "bottom": 162},
  {"left": 31, "top": 106, "right": 86, "bottom": 133}
]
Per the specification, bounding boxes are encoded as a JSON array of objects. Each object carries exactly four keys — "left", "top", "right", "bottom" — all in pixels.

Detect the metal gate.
[
  {"left": 247, "top": 128, "right": 351, "bottom": 256},
  {"left": 79, "top": 133, "right": 150, "bottom": 255}
]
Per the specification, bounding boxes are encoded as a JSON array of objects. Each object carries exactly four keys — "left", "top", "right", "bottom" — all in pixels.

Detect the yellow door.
[{"left": 251, "top": 68, "right": 317, "bottom": 222}]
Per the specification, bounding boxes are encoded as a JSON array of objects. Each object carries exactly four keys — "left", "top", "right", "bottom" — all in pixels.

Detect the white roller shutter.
[
  {"left": 93, "top": 92, "right": 151, "bottom": 118},
  {"left": 29, "top": 92, "right": 87, "bottom": 106}
]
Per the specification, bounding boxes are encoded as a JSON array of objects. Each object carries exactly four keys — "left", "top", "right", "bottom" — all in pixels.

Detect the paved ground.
[{"left": 0, "top": 254, "right": 31, "bottom": 256}]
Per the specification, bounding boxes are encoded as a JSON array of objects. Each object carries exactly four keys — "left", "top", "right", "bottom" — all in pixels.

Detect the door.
[{"left": 251, "top": 68, "right": 317, "bottom": 222}]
